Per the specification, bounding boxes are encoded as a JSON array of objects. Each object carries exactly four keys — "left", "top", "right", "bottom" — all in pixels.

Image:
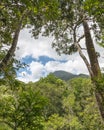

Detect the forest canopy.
[
  {"left": 0, "top": 74, "right": 104, "bottom": 130},
  {"left": 0, "top": 0, "right": 104, "bottom": 129}
]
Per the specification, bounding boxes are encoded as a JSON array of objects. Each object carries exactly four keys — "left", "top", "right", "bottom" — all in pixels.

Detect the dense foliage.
[
  {"left": 0, "top": 74, "right": 104, "bottom": 130},
  {"left": 0, "top": 0, "right": 104, "bottom": 128}
]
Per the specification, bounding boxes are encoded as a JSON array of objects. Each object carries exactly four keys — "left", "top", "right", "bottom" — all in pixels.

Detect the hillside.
[{"left": 52, "top": 70, "right": 88, "bottom": 81}]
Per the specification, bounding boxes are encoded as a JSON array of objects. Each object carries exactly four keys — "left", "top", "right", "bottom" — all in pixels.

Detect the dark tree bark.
[{"left": 83, "top": 20, "right": 104, "bottom": 121}]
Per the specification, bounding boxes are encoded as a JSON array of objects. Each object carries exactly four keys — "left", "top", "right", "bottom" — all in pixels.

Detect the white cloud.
[
  {"left": 15, "top": 29, "right": 68, "bottom": 61},
  {"left": 17, "top": 61, "right": 45, "bottom": 83},
  {"left": 16, "top": 28, "right": 104, "bottom": 83},
  {"left": 17, "top": 58, "right": 89, "bottom": 83},
  {"left": 45, "top": 58, "right": 88, "bottom": 75},
  {"left": 29, "top": 61, "right": 44, "bottom": 78}
]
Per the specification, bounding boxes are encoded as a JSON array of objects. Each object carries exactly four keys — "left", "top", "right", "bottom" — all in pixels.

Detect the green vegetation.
[
  {"left": 0, "top": 0, "right": 104, "bottom": 128},
  {"left": 0, "top": 74, "right": 104, "bottom": 129},
  {"left": 0, "top": 0, "right": 104, "bottom": 118}
]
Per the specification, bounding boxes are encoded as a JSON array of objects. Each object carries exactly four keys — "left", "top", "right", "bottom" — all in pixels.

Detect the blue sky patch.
[
  {"left": 38, "top": 56, "right": 55, "bottom": 65},
  {"left": 21, "top": 55, "right": 67, "bottom": 65},
  {"left": 21, "top": 56, "right": 36, "bottom": 64},
  {"left": 16, "top": 55, "right": 69, "bottom": 78}
]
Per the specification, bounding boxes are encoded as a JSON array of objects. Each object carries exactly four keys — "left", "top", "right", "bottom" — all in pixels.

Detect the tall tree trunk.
[
  {"left": 83, "top": 20, "right": 101, "bottom": 79},
  {"left": 0, "top": 10, "right": 28, "bottom": 72},
  {"left": 0, "top": 21, "right": 22, "bottom": 72},
  {"left": 83, "top": 20, "right": 104, "bottom": 121}
]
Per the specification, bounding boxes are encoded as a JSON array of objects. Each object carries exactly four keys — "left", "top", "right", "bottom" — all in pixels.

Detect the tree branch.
[
  {"left": 76, "top": 43, "right": 94, "bottom": 77},
  {"left": 77, "top": 34, "right": 85, "bottom": 43},
  {"left": 73, "top": 25, "right": 93, "bottom": 77}
]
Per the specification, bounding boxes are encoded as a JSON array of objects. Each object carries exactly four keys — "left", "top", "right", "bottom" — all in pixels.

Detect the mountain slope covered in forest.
[{"left": 52, "top": 70, "right": 88, "bottom": 81}]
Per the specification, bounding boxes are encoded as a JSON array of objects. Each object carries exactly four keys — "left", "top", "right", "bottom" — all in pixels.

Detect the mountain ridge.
[{"left": 52, "top": 70, "right": 88, "bottom": 81}]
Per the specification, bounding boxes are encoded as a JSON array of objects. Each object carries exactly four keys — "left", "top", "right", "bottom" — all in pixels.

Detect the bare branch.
[
  {"left": 77, "top": 34, "right": 85, "bottom": 43},
  {"left": 72, "top": 23, "right": 93, "bottom": 77},
  {"left": 75, "top": 43, "right": 94, "bottom": 77}
]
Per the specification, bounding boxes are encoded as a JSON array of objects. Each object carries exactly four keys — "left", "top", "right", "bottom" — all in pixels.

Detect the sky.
[{"left": 15, "top": 28, "right": 104, "bottom": 83}]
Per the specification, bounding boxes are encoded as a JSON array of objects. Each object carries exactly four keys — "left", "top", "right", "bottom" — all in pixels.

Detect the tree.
[
  {"left": 0, "top": 84, "right": 48, "bottom": 130},
  {"left": 0, "top": 0, "right": 59, "bottom": 75},
  {"left": 62, "top": 78, "right": 104, "bottom": 129},
  {"left": 1, "top": 0, "right": 104, "bottom": 121},
  {"left": 0, "top": 0, "right": 26, "bottom": 71},
  {"left": 39, "top": 76, "right": 104, "bottom": 129},
  {"left": 33, "top": 74, "right": 66, "bottom": 119},
  {"left": 38, "top": 0, "right": 104, "bottom": 121},
  {"left": 1, "top": 75, "right": 104, "bottom": 129}
]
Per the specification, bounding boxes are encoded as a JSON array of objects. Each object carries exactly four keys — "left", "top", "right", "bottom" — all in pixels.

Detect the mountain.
[{"left": 52, "top": 70, "right": 88, "bottom": 81}]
